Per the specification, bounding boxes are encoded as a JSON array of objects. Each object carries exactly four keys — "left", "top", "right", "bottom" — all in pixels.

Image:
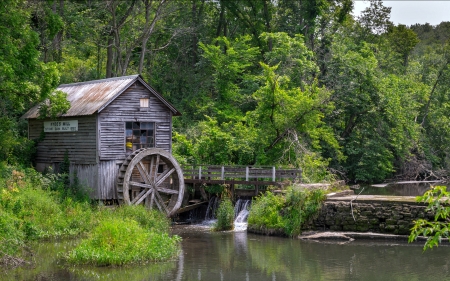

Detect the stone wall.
[{"left": 310, "top": 196, "right": 434, "bottom": 235}]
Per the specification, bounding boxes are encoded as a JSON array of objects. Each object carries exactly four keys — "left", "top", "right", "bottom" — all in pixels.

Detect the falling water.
[
  {"left": 203, "top": 196, "right": 219, "bottom": 225},
  {"left": 234, "top": 199, "right": 251, "bottom": 231},
  {"left": 198, "top": 197, "right": 251, "bottom": 230}
]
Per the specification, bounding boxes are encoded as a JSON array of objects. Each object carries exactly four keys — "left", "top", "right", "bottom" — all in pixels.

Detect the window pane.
[
  {"left": 140, "top": 122, "right": 153, "bottom": 129},
  {"left": 126, "top": 122, "right": 132, "bottom": 130},
  {"left": 132, "top": 122, "right": 140, "bottom": 129}
]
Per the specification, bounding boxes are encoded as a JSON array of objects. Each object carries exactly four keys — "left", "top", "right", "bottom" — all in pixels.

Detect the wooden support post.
[
  {"left": 221, "top": 166, "right": 224, "bottom": 180},
  {"left": 246, "top": 166, "right": 249, "bottom": 181},
  {"left": 199, "top": 166, "right": 202, "bottom": 180},
  {"left": 272, "top": 166, "right": 276, "bottom": 182}
]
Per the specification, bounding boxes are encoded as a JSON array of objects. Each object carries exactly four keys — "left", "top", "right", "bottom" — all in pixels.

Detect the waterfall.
[
  {"left": 234, "top": 199, "right": 251, "bottom": 231},
  {"left": 205, "top": 196, "right": 219, "bottom": 221},
  {"left": 198, "top": 197, "right": 251, "bottom": 230}
]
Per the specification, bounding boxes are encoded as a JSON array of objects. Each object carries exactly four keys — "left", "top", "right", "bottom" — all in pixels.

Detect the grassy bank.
[
  {"left": 0, "top": 164, "right": 180, "bottom": 266},
  {"left": 247, "top": 187, "right": 326, "bottom": 237}
]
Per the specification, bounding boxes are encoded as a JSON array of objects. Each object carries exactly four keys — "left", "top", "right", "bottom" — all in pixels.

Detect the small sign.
[{"left": 44, "top": 120, "right": 78, "bottom": 132}]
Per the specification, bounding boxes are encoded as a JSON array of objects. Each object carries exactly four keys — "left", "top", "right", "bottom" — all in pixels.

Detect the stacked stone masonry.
[{"left": 310, "top": 198, "right": 435, "bottom": 235}]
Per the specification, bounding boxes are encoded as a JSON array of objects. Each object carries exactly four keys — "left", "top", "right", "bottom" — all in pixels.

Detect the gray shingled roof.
[{"left": 23, "top": 75, "right": 180, "bottom": 119}]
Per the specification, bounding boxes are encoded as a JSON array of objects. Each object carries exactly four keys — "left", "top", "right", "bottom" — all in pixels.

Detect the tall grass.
[{"left": 247, "top": 187, "right": 326, "bottom": 237}]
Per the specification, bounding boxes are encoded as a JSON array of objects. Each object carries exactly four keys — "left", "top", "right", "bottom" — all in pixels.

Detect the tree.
[{"left": 0, "top": 0, "right": 59, "bottom": 164}]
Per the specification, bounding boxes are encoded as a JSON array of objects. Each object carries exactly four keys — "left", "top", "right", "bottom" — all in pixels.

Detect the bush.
[
  {"left": 214, "top": 198, "right": 234, "bottom": 231},
  {"left": 247, "top": 191, "right": 285, "bottom": 235},
  {"left": 247, "top": 187, "right": 326, "bottom": 237}
]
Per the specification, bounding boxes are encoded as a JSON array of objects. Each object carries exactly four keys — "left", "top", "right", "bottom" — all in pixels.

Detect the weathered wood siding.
[
  {"left": 29, "top": 115, "right": 97, "bottom": 165},
  {"left": 98, "top": 81, "right": 173, "bottom": 161},
  {"left": 97, "top": 160, "right": 121, "bottom": 199},
  {"left": 70, "top": 163, "right": 99, "bottom": 198}
]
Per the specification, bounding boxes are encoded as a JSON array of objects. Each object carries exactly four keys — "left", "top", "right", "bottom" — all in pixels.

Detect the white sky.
[{"left": 353, "top": 1, "right": 450, "bottom": 26}]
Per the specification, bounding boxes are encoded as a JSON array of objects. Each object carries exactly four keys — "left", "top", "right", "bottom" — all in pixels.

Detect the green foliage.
[
  {"left": 65, "top": 210, "right": 180, "bottom": 266},
  {"left": 38, "top": 90, "right": 71, "bottom": 119},
  {"left": 0, "top": 172, "right": 92, "bottom": 240},
  {"left": 247, "top": 191, "right": 285, "bottom": 234},
  {"left": 214, "top": 198, "right": 234, "bottom": 231},
  {"left": 0, "top": 165, "right": 179, "bottom": 265},
  {"left": 409, "top": 186, "right": 450, "bottom": 250},
  {"left": 282, "top": 187, "right": 326, "bottom": 237},
  {"left": 0, "top": 209, "right": 25, "bottom": 256},
  {"left": 248, "top": 187, "right": 326, "bottom": 237}
]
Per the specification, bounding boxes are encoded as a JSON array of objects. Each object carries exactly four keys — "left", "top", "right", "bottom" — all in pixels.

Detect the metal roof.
[{"left": 22, "top": 75, "right": 181, "bottom": 119}]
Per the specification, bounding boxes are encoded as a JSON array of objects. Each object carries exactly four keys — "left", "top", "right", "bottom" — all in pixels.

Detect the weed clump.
[{"left": 214, "top": 198, "right": 234, "bottom": 231}]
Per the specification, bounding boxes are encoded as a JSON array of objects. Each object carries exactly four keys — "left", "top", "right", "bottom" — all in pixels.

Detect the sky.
[{"left": 353, "top": 1, "right": 450, "bottom": 26}]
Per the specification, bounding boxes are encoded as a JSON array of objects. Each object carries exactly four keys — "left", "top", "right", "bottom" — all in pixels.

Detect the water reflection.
[
  {"left": 2, "top": 227, "right": 450, "bottom": 280},
  {"left": 360, "top": 181, "right": 446, "bottom": 196}
]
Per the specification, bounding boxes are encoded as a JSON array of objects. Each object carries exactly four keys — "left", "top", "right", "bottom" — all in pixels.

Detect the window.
[
  {"left": 140, "top": 98, "right": 149, "bottom": 107},
  {"left": 125, "top": 122, "right": 154, "bottom": 152}
]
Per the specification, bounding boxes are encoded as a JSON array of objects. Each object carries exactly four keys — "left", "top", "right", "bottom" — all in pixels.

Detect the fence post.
[
  {"left": 246, "top": 166, "right": 249, "bottom": 181},
  {"left": 221, "top": 166, "right": 224, "bottom": 180},
  {"left": 272, "top": 166, "right": 276, "bottom": 182},
  {"left": 199, "top": 166, "right": 202, "bottom": 180}
]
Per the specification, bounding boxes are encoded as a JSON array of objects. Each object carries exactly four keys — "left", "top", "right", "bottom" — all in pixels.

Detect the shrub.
[
  {"left": 214, "top": 198, "right": 234, "bottom": 231},
  {"left": 247, "top": 187, "right": 326, "bottom": 237},
  {"left": 247, "top": 191, "right": 285, "bottom": 235}
]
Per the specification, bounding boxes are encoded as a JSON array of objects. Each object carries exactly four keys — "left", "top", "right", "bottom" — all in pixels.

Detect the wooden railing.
[{"left": 182, "top": 165, "right": 302, "bottom": 184}]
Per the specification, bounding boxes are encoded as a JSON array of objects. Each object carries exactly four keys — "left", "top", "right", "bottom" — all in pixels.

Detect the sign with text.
[{"left": 44, "top": 120, "right": 78, "bottom": 132}]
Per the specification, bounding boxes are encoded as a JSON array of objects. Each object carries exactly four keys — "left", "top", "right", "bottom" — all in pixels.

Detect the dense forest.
[{"left": 1, "top": 0, "right": 449, "bottom": 183}]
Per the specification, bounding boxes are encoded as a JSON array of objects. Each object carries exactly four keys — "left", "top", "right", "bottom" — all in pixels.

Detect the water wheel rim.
[{"left": 121, "top": 148, "right": 184, "bottom": 217}]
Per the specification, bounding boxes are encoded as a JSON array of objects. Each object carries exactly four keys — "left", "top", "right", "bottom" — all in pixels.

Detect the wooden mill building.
[{"left": 23, "top": 75, "right": 181, "bottom": 200}]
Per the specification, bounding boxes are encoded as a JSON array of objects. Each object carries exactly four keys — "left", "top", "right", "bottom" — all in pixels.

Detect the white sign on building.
[{"left": 44, "top": 120, "right": 78, "bottom": 132}]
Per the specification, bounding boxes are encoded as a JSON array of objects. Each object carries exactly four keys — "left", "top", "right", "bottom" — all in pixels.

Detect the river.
[{"left": 2, "top": 224, "right": 449, "bottom": 281}]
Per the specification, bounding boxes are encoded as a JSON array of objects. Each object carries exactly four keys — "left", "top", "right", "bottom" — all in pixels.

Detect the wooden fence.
[{"left": 182, "top": 165, "right": 302, "bottom": 186}]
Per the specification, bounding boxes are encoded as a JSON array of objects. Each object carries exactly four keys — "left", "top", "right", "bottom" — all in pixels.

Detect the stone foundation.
[{"left": 310, "top": 195, "right": 434, "bottom": 235}]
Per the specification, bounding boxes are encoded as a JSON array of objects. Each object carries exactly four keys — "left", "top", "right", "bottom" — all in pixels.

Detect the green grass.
[{"left": 65, "top": 216, "right": 180, "bottom": 266}]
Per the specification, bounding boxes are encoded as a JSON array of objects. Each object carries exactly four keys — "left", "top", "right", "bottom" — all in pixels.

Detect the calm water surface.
[{"left": 2, "top": 225, "right": 449, "bottom": 281}]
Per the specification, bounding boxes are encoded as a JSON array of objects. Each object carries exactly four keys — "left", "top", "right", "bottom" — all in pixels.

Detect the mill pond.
[{"left": 3, "top": 224, "right": 450, "bottom": 281}]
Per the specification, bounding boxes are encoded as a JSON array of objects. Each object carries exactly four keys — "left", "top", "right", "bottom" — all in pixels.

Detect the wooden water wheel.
[{"left": 116, "top": 148, "right": 185, "bottom": 217}]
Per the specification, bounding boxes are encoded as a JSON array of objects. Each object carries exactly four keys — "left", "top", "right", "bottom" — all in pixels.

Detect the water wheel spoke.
[
  {"left": 156, "top": 186, "right": 179, "bottom": 195},
  {"left": 153, "top": 190, "right": 170, "bottom": 215},
  {"left": 149, "top": 154, "right": 160, "bottom": 181},
  {"left": 137, "top": 162, "right": 151, "bottom": 184},
  {"left": 148, "top": 155, "right": 156, "bottom": 181},
  {"left": 129, "top": 181, "right": 152, "bottom": 190},
  {"left": 155, "top": 167, "right": 175, "bottom": 186},
  {"left": 134, "top": 187, "right": 154, "bottom": 205},
  {"left": 149, "top": 191, "right": 155, "bottom": 209}
]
